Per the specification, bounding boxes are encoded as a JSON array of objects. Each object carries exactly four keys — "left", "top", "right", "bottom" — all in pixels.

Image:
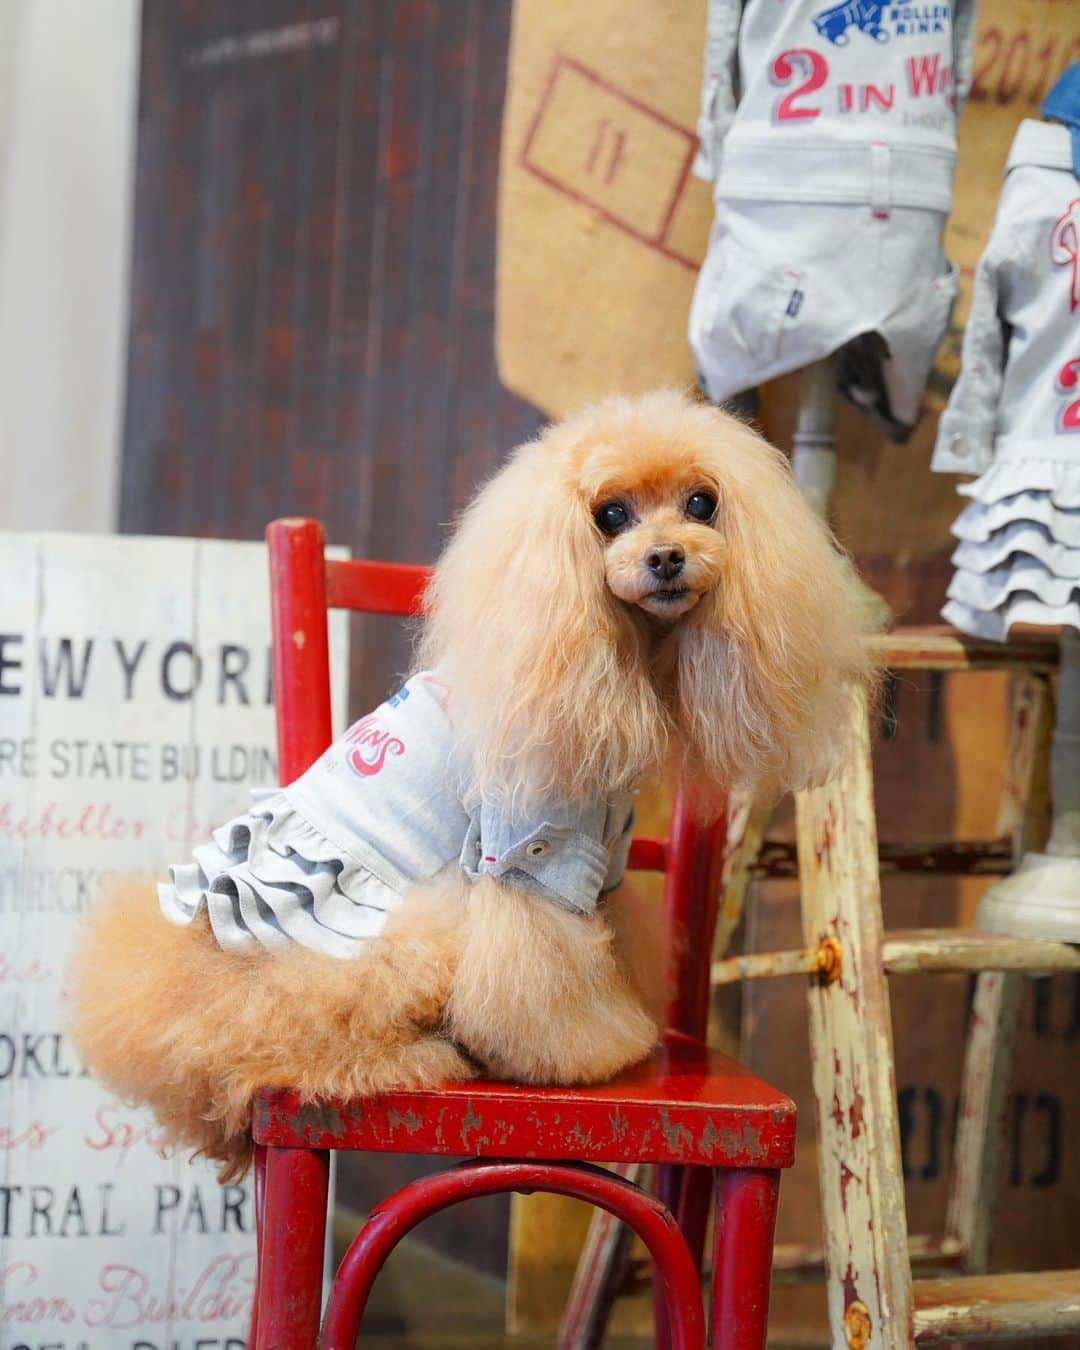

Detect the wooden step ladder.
[
  {"left": 790, "top": 631, "right": 1080, "bottom": 1346},
  {"left": 559, "top": 629, "right": 1080, "bottom": 1348}
]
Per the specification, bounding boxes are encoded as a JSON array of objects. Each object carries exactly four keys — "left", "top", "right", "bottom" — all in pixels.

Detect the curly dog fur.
[{"left": 69, "top": 389, "right": 875, "bottom": 1178}]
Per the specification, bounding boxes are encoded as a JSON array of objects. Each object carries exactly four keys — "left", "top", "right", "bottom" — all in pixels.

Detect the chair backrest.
[{"left": 266, "top": 516, "right": 728, "bottom": 1039}]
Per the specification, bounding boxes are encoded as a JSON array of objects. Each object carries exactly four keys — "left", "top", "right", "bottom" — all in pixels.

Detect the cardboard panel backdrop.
[{"left": 497, "top": 0, "right": 1080, "bottom": 1341}]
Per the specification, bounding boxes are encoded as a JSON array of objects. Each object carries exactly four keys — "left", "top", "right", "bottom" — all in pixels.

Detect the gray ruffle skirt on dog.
[
  {"left": 157, "top": 671, "right": 635, "bottom": 961},
  {"left": 159, "top": 789, "right": 406, "bottom": 959}
]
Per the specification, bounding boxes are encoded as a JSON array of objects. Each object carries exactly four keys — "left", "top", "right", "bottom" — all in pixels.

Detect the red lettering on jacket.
[
  {"left": 1050, "top": 199, "right": 1080, "bottom": 313},
  {"left": 343, "top": 715, "right": 406, "bottom": 776}
]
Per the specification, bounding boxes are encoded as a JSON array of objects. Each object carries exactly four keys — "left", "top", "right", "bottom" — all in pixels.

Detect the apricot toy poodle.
[{"left": 70, "top": 389, "right": 875, "bottom": 1179}]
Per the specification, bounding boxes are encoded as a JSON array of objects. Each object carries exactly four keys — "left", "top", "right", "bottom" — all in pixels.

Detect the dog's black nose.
[{"left": 646, "top": 545, "right": 685, "bottom": 581}]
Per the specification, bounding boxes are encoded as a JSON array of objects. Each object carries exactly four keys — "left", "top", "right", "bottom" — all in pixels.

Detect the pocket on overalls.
[{"left": 728, "top": 258, "right": 805, "bottom": 365}]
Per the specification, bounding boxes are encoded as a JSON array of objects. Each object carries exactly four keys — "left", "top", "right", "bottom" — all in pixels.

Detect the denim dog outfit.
[
  {"left": 689, "top": 0, "right": 976, "bottom": 439},
  {"left": 159, "top": 672, "right": 634, "bottom": 959},
  {"left": 932, "top": 65, "right": 1080, "bottom": 640}
]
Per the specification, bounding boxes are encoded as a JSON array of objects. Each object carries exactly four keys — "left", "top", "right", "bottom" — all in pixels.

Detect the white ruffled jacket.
[{"left": 932, "top": 120, "right": 1080, "bottom": 639}]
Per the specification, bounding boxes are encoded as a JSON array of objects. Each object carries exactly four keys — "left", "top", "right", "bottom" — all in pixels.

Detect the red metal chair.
[{"left": 251, "top": 517, "right": 796, "bottom": 1349}]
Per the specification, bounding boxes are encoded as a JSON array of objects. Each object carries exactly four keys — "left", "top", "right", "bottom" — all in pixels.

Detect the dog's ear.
[
  {"left": 418, "top": 437, "right": 665, "bottom": 811},
  {"left": 676, "top": 416, "right": 877, "bottom": 796}
]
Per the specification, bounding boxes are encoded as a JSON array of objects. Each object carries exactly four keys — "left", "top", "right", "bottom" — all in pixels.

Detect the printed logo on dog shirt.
[
  {"left": 812, "top": 1, "right": 949, "bottom": 46},
  {"left": 813, "top": 0, "right": 890, "bottom": 46},
  {"left": 344, "top": 699, "right": 407, "bottom": 777},
  {"left": 1050, "top": 199, "right": 1080, "bottom": 314}
]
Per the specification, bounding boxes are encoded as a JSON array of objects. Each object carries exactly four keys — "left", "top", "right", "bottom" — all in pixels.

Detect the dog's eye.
[
  {"left": 594, "top": 501, "right": 631, "bottom": 535},
  {"left": 686, "top": 491, "right": 717, "bottom": 522}
]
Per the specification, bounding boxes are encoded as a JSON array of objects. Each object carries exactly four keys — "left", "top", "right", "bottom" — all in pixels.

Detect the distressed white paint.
[
  {"left": 911, "top": 1271, "right": 1080, "bottom": 1342},
  {"left": 716, "top": 783, "right": 770, "bottom": 955},
  {"left": 949, "top": 672, "right": 1051, "bottom": 1272},
  {"left": 794, "top": 690, "right": 913, "bottom": 1350},
  {"left": 792, "top": 672, "right": 1076, "bottom": 1347},
  {"left": 0, "top": 532, "right": 347, "bottom": 1348},
  {"left": 946, "top": 970, "right": 1022, "bottom": 1272},
  {"left": 881, "top": 929, "right": 1080, "bottom": 974}
]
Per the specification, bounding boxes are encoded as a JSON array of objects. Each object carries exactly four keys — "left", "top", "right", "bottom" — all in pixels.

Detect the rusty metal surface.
[
  {"left": 844, "top": 1300, "right": 872, "bottom": 1349},
  {"left": 252, "top": 1031, "right": 797, "bottom": 1168},
  {"left": 711, "top": 947, "right": 821, "bottom": 986},
  {"left": 710, "top": 937, "right": 842, "bottom": 987},
  {"left": 911, "top": 1269, "right": 1080, "bottom": 1342}
]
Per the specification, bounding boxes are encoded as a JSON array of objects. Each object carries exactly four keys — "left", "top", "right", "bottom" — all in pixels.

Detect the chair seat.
[{"left": 252, "top": 1030, "right": 796, "bottom": 1168}]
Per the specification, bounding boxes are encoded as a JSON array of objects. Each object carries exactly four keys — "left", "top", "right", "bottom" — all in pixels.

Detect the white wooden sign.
[{"left": 0, "top": 533, "right": 348, "bottom": 1349}]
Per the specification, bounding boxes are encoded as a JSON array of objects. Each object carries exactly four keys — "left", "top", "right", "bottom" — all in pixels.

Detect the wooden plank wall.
[
  {"left": 120, "top": 0, "right": 542, "bottom": 1276},
  {"left": 121, "top": 0, "right": 542, "bottom": 709}
]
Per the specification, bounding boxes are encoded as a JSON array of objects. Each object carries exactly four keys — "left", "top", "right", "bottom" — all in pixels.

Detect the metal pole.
[
  {"left": 792, "top": 357, "right": 893, "bottom": 627},
  {"left": 791, "top": 357, "right": 838, "bottom": 520}
]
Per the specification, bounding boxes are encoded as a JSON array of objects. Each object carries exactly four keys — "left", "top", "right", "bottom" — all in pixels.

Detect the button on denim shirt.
[{"left": 159, "top": 672, "right": 634, "bottom": 959}]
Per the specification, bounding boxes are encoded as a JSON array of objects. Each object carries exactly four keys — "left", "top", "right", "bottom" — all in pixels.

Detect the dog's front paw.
[
  {"left": 447, "top": 877, "right": 658, "bottom": 1085},
  {"left": 360, "top": 871, "right": 469, "bottom": 1030}
]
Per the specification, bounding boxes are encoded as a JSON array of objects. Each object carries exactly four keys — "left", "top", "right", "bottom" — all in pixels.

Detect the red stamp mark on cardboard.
[{"left": 520, "top": 54, "right": 698, "bottom": 270}]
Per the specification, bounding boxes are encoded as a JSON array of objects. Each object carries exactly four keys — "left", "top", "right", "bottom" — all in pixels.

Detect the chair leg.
[
  {"left": 248, "top": 1143, "right": 267, "bottom": 1350},
  {"left": 710, "top": 1168, "right": 779, "bottom": 1350},
  {"left": 255, "top": 1145, "right": 330, "bottom": 1350},
  {"left": 321, "top": 1159, "right": 707, "bottom": 1350},
  {"left": 945, "top": 672, "right": 1051, "bottom": 1272},
  {"left": 557, "top": 1161, "right": 646, "bottom": 1350},
  {"left": 655, "top": 1164, "right": 713, "bottom": 1349},
  {"left": 674, "top": 1166, "right": 713, "bottom": 1273},
  {"left": 946, "top": 970, "right": 1023, "bottom": 1271}
]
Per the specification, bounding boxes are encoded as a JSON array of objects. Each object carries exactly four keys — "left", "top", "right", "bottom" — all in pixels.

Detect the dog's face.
[
  {"left": 422, "top": 390, "right": 874, "bottom": 807},
  {"left": 578, "top": 448, "right": 727, "bottom": 622}
]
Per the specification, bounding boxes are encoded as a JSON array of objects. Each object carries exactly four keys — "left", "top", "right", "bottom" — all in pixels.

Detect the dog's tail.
[
  {"left": 68, "top": 875, "right": 475, "bottom": 1181},
  {"left": 68, "top": 878, "right": 259, "bottom": 1179}
]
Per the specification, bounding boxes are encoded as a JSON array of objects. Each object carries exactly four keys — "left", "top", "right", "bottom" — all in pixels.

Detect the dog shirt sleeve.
[
  {"left": 460, "top": 795, "right": 635, "bottom": 915},
  {"left": 693, "top": 0, "right": 741, "bottom": 181},
  {"left": 931, "top": 227, "right": 1011, "bottom": 477}
]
